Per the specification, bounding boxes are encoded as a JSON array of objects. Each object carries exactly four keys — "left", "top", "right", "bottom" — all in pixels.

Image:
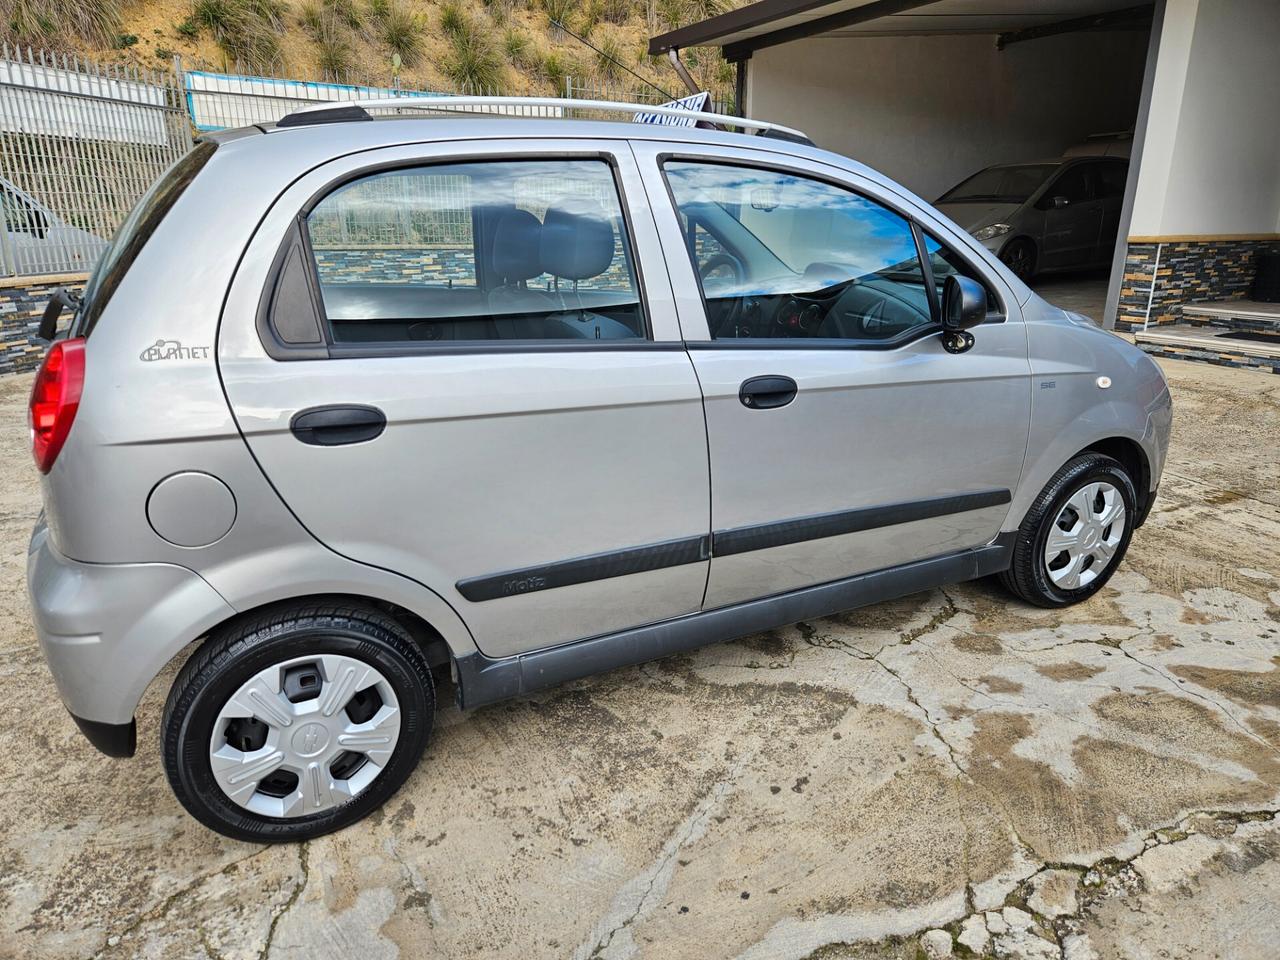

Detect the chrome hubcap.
[
  {"left": 1044, "top": 481, "right": 1126, "bottom": 590},
  {"left": 209, "top": 654, "right": 401, "bottom": 818}
]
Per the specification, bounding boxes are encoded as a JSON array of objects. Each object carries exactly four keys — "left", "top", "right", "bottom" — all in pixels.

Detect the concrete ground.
[
  {"left": 1029, "top": 270, "right": 1110, "bottom": 323},
  {"left": 1, "top": 350, "right": 1278, "bottom": 960}
]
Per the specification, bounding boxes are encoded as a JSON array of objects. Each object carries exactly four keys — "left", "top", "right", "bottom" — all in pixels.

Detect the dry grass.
[
  {"left": 1, "top": 0, "right": 123, "bottom": 47},
  {"left": 48, "top": 0, "right": 737, "bottom": 102}
]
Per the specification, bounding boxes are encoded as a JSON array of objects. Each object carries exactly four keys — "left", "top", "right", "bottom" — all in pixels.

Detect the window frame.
[
  {"left": 656, "top": 152, "right": 1005, "bottom": 352},
  {"left": 258, "top": 150, "right": 664, "bottom": 360}
]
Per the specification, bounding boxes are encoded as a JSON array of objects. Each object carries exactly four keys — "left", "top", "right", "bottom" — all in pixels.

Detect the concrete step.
[
  {"left": 1180, "top": 299, "right": 1280, "bottom": 332},
  {"left": 1135, "top": 323, "right": 1280, "bottom": 375}
]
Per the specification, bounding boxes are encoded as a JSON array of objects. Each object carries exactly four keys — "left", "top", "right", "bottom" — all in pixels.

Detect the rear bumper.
[{"left": 27, "top": 517, "right": 237, "bottom": 752}]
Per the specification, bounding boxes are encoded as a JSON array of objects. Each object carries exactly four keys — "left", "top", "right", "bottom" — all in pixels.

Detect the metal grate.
[{"left": 0, "top": 45, "right": 193, "bottom": 277}]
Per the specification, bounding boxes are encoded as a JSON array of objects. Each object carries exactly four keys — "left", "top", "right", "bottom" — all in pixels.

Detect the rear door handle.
[
  {"left": 290, "top": 405, "right": 386, "bottom": 446},
  {"left": 739, "top": 375, "right": 797, "bottom": 409}
]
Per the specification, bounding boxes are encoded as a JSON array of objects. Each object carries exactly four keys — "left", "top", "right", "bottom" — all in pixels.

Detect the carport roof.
[{"left": 649, "top": 0, "right": 1152, "bottom": 61}]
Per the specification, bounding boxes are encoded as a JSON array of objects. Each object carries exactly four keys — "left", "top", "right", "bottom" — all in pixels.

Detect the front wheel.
[
  {"left": 999, "top": 238, "right": 1037, "bottom": 282},
  {"left": 999, "top": 453, "right": 1137, "bottom": 607},
  {"left": 162, "top": 601, "right": 435, "bottom": 842}
]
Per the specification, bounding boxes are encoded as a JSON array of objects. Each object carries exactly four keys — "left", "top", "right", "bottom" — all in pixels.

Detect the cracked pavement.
[{"left": 1, "top": 355, "right": 1278, "bottom": 959}]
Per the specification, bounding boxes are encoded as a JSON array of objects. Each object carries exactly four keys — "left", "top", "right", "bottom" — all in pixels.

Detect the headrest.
[
  {"left": 491, "top": 209, "right": 543, "bottom": 282},
  {"left": 539, "top": 200, "right": 614, "bottom": 282}
]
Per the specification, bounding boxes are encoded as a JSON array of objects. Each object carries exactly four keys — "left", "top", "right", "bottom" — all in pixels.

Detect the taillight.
[{"left": 29, "top": 337, "right": 85, "bottom": 474}]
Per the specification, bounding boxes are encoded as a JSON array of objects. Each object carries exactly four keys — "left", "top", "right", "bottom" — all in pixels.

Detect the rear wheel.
[
  {"left": 162, "top": 601, "right": 434, "bottom": 842},
  {"left": 1000, "top": 238, "right": 1037, "bottom": 282},
  {"left": 1000, "top": 453, "right": 1136, "bottom": 607}
]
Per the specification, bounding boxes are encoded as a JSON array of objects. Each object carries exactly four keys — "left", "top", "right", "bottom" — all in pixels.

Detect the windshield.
[{"left": 939, "top": 164, "right": 1057, "bottom": 204}]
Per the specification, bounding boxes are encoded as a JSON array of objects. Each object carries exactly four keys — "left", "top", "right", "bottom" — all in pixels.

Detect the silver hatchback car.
[{"left": 27, "top": 98, "right": 1171, "bottom": 842}]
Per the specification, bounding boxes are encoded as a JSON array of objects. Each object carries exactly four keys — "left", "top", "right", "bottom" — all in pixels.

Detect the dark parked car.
[{"left": 936, "top": 157, "right": 1129, "bottom": 281}]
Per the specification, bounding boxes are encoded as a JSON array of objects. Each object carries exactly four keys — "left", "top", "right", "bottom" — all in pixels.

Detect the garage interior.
[{"left": 651, "top": 0, "right": 1280, "bottom": 374}]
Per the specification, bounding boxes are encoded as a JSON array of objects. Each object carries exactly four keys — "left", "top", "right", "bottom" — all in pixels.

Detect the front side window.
[
  {"left": 1044, "top": 167, "right": 1093, "bottom": 206},
  {"left": 305, "top": 159, "right": 645, "bottom": 344},
  {"left": 664, "top": 161, "right": 934, "bottom": 343}
]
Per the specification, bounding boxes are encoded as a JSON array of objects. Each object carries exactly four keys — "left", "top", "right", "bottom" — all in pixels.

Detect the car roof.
[{"left": 202, "top": 114, "right": 884, "bottom": 190}]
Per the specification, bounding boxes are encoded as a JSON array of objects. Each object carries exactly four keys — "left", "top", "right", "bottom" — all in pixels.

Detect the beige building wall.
[
  {"left": 746, "top": 30, "right": 1148, "bottom": 202},
  {"left": 1128, "top": 0, "right": 1280, "bottom": 239}
]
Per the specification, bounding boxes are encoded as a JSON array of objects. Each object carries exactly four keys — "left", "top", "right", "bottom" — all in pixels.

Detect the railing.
[
  {"left": 0, "top": 45, "right": 193, "bottom": 277},
  {"left": 0, "top": 45, "right": 736, "bottom": 278}
]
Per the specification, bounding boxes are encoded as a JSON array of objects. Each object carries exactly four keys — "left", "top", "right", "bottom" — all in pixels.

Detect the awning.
[{"left": 649, "top": 0, "right": 1153, "bottom": 61}]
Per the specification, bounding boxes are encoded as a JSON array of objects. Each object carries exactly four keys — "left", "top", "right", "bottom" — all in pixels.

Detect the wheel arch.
[
  {"left": 999, "top": 234, "right": 1039, "bottom": 270},
  {"left": 1079, "top": 436, "right": 1151, "bottom": 520}
]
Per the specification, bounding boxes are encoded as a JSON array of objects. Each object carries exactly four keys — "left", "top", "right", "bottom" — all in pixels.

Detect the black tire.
[
  {"left": 1000, "top": 238, "right": 1037, "bottom": 282},
  {"left": 999, "top": 453, "right": 1137, "bottom": 608},
  {"left": 162, "top": 600, "right": 435, "bottom": 843}
]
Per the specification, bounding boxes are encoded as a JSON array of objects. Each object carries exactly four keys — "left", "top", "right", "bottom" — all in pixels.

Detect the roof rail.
[{"left": 275, "top": 95, "right": 811, "bottom": 141}]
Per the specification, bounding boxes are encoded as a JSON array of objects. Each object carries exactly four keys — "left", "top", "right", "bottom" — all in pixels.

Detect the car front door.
[
  {"left": 633, "top": 142, "right": 1031, "bottom": 609},
  {"left": 1037, "top": 164, "right": 1102, "bottom": 270},
  {"left": 219, "top": 140, "right": 711, "bottom": 659}
]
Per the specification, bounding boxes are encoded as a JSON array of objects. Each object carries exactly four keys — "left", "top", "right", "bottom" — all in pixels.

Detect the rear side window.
[
  {"left": 303, "top": 159, "right": 646, "bottom": 344},
  {"left": 75, "top": 140, "right": 217, "bottom": 337}
]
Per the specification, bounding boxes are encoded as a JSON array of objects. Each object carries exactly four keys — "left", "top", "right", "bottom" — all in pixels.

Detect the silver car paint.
[{"left": 26, "top": 117, "right": 1169, "bottom": 730}]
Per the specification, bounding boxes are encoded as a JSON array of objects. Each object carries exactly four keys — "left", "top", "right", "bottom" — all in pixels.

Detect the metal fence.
[
  {"left": 0, "top": 45, "right": 735, "bottom": 279},
  {"left": 0, "top": 46, "right": 193, "bottom": 277}
]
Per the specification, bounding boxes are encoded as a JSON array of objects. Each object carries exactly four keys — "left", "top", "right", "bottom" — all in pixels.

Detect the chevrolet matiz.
[{"left": 26, "top": 97, "right": 1171, "bottom": 841}]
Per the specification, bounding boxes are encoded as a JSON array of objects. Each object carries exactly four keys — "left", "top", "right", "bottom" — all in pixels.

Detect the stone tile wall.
[
  {"left": 1138, "top": 340, "right": 1280, "bottom": 375},
  {"left": 0, "top": 273, "right": 88, "bottom": 375},
  {"left": 1115, "top": 239, "right": 1276, "bottom": 332}
]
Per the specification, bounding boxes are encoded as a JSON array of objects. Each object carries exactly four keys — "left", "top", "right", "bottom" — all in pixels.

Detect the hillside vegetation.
[{"left": 1, "top": 0, "right": 737, "bottom": 101}]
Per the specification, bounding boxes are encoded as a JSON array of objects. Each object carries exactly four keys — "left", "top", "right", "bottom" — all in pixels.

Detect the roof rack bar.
[{"left": 280, "top": 94, "right": 809, "bottom": 140}]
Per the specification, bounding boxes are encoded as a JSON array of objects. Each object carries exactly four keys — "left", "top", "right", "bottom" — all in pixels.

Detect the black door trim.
[
  {"left": 454, "top": 534, "right": 1016, "bottom": 708},
  {"left": 713, "top": 489, "right": 1011, "bottom": 557},
  {"left": 454, "top": 489, "right": 1011, "bottom": 603},
  {"left": 456, "top": 534, "right": 711, "bottom": 603}
]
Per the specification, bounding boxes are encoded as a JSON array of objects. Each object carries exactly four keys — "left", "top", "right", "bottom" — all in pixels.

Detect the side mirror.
[
  {"left": 1052, "top": 196, "right": 1069, "bottom": 209},
  {"left": 941, "top": 275, "right": 985, "bottom": 354}
]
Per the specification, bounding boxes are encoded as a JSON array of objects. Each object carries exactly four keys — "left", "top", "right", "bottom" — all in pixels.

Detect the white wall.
[
  {"left": 1129, "top": 0, "right": 1280, "bottom": 237},
  {"left": 747, "top": 31, "right": 1148, "bottom": 202}
]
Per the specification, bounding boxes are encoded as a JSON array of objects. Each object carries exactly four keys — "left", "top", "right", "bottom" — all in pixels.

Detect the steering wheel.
[{"left": 699, "top": 252, "right": 746, "bottom": 337}]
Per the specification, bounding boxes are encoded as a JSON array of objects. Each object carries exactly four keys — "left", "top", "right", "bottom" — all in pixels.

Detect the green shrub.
[
  {"left": 541, "top": 0, "right": 573, "bottom": 30},
  {"left": 365, "top": 0, "right": 389, "bottom": 21},
  {"left": 176, "top": 16, "right": 200, "bottom": 38},
  {"left": 4, "top": 0, "right": 123, "bottom": 46},
  {"left": 540, "top": 49, "right": 573, "bottom": 94},
  {"left": 438, "top": 0, "right": 465, "bottom": 38},
  {"left": 325, "top": 0, "right": 362, "bottom": 29},
  {"left": 155, "top": 45, "right": 176, "bottom": 60},
  {"left": 314, "top": 24, "right": 353, "bottom": 79},
  {"left": 378, "top": 4, "right": 422, "bottom": 67},
  {"left": 592, "top": 31, "right": 624, "bottom": 82},
  {"left": 299, "top": 0, "right": 324, "bottom": 35},
  {"left": 442, "top": 28, "right": 504, "bottom": 92},
  {"left": 191, "top": 0, "right": 282, "bottom": 72},
  {"left": 114, "top": 32, "right": 138, "bottom": 48},
  {"left": 502, "top": 27, "right": 534, "bottom": 67}
]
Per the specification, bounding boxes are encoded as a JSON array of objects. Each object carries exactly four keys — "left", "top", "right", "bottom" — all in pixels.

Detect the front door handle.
[
  {"left": 739, "top": 375, "right": 797, "bottom": 409},
  {"left": 290, "top": 405, "right": 386, "bottom": 446}
]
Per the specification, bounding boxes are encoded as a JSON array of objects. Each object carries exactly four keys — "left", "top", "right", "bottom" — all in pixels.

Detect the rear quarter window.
[{"left": 74, "top": 140, "right": 217, "bottom": 338}]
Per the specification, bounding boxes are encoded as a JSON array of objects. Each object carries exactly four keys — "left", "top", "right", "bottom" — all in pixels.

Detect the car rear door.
[
  {"left": 218, "top": 139, "right": 711, "bottom": 659},
  {"left": 632, "top": 140, "right": 1031, "bottom": 609}
]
